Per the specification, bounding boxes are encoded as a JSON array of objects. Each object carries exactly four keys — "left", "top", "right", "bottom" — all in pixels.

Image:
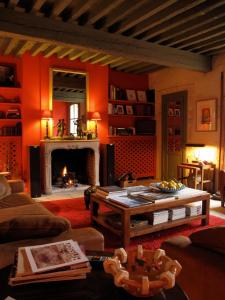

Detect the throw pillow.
[
  {"left": 0, "top": 175, "right": 11, "bottom": 200},
  {"left": 190, "top": 226, "right": 225, "bottom": 255},
  {"left": 0, "top": 204, "right": 71, "bottom": 242}
]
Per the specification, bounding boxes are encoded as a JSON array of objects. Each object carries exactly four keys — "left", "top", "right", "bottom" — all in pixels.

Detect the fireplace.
[{"left": 41, "top": 140, "right": 100, "bottom": 194}]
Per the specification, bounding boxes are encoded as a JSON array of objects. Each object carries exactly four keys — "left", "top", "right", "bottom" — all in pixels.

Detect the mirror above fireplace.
[{"left": 50, "top": 68, "right": 87, "bottom": 138}]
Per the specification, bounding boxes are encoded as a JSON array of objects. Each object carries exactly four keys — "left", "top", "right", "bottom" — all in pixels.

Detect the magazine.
[
  {"left": 25, "top": 240, "right": 88, "bottom": 273},
  {"left": 9, "top": 240, "right": 91, "bottom": 286}
]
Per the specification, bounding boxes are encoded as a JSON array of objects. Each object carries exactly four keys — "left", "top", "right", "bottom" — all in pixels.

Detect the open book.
[{"left": 9, "top": 240, "right": 91, "bottom": 286}]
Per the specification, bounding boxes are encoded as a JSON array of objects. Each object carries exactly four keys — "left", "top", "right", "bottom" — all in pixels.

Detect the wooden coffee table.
[{"left": 90, "top": 187, "right": 210, "bottom": 247}]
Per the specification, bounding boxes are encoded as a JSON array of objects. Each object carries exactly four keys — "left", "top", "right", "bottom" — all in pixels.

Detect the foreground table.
[
  {"left": 0, "top": 265, "right": 188, "bottom": 300},
  {"left": 90, "top": 187, "right": 210, "bottom": 247}
]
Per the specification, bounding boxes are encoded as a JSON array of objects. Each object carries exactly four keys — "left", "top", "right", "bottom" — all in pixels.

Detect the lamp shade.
[
  {"left": 42, "top": 109, "right": 53, "bottom": 119},
  {"left": 90, "top": 111, "right": 101, "bottom": 121}
]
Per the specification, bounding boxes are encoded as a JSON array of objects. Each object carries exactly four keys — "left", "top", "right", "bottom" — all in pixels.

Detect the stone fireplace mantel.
[{"left": 41, "top": 139, "right": 100, "bottom": 194}]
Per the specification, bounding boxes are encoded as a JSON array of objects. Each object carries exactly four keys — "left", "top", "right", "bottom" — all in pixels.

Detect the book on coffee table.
[{"left": 9, "top": 240, "right": 91, "bottom": 286}]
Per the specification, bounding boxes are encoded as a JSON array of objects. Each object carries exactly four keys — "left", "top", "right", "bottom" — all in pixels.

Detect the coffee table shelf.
[{"left": 90, "top": 187, "right": 210, "bottom": 247}]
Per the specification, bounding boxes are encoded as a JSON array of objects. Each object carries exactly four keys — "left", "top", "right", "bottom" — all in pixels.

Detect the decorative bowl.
[
  {"left": 103, "top": 245, "right": 182, "bottom": 297},
  {"left": 156, "top": 183, "right": 185, "bottom": 193}
]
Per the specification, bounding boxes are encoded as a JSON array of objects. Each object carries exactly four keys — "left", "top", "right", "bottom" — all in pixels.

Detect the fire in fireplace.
[
  {"left": 54, "top": 165, "right": 78, "bottom": 188},
  {"left": 51, "top": 148, "right": 95, "bottom": 188}
]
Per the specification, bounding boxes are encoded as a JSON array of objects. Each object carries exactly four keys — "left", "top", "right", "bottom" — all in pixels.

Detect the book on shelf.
[{"left": 9, "top": 240, "right": 91, "bottom": 286}]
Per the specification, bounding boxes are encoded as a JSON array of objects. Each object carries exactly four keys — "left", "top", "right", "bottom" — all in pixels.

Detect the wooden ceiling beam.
[
  {"left": 0, "top": 8, "right": 211, "bottom": 72},
  {"left": 16, "top": 40, "right": 34, "bottom": 56},
  {"left": 31, "top": 0, "right": 46, "bottom": 12},
  {"left": 142, "top": 1, "right": 225, "bottom": 41},
  {"left": 90, "top": 54, "right": 111, "bottom": 64},
  {"left": 164, "top": 18, "right": 225, "bottom": 46},
  {"left": 122, "top": 62, "right": 150, "bottom": 73},
  {"left": 116, "top": 0, "right": 177, "bottom": 34},
  {"left": 103, "top": 0, "right": 147, "bottom": 29},
  {"left": 57, "top": 47, "right": 74, "bottom": 59},
  {"left": 4, "top": 37, "right": 19, "bottom": 55},
  {"left": 99, "top": 56, "right": 123, "bottom": 66},
  {"left": 178, "top": 29, "right": 225, "bottom": 51},
  {"left": 110, "top": 58, "right": 131, "bottom": 68},
  {"left": 30, "top": 42, "right": 50, "bottom": 56},
  {"left": 114, "top": 60, "right": 141, "bottom": 71},
  {"left": 69, "top": 0, "right": 97, "bottom": 21},
  {"left": 131, "top": 0, "right": 205, "bottom": 38},
  {"left": 51, "top": 0, "right": 73, "bottom": 18},
  {"left": 87, "top": 0, "right": 125, "bottom": 25},
  {"left": 69, "top": 49, "right": 86, "bottom": 60},
  {"left": 43, "top": 45, "right": 62, "bottom": 58},
  {"left": 80, "top": 51, "right": 99, "bottom": 62}
]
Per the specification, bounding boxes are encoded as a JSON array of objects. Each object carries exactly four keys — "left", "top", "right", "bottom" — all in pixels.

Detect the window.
[{"left": 69, "top": 104, "right": 79, "bottom": 135}]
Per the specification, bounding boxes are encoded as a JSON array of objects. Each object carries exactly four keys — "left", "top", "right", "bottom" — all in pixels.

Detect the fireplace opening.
[{"left": 51, "top": 148, "right": 95, "bottom": 188}]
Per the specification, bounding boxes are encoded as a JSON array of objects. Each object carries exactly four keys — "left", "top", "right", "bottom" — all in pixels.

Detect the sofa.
[
  {"left": 161, "top": 226, "right": 225, "bottom": 300},
  {"left": 0, "top": 176, "right": 104, "bottom": 269}
]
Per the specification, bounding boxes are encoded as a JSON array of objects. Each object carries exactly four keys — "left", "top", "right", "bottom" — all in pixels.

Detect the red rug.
[{"left": 41, "top": 198, "right": 225, "bottom": 250}]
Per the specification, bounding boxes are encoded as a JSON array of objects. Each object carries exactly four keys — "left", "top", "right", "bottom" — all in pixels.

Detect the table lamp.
[
  {"left": 42, "top": 109, "right": 52, "bottom": 139},
  {"left": 90, "top": 111, "right": 101, "bottom": 138}
]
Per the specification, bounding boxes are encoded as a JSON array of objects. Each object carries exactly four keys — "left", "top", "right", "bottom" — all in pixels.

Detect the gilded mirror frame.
[{"left": 49, "top": 67, "right": 89, "bottom": 137}]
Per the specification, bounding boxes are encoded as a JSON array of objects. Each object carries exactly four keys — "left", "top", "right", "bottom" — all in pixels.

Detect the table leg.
[
  {"left": 201, "top": 197, "right": 210, "bottom": 225},
  {"left": 121, "top": 212, "right": 130, "bottom": 248},
  {"left": 90, "top": 196, "right": 99, "bottom": 225}
]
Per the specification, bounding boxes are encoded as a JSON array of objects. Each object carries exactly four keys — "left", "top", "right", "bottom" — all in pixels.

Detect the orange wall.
[{"left": 0, "top": 53, "right": 151, "bottom": 191}]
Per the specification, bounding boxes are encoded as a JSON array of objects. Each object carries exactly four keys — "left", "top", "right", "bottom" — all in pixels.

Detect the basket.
[{"left": 103, "top": 245, "right": 182, "bottom": 297}]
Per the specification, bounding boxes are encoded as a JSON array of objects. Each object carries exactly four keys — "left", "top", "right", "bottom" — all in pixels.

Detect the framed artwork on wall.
[
  {"left": 196, "top": 99, "right": 217, "bottom": 131},
  {"left": 137, "top": 90, "right": 147, "bottom": 102},
  {"left": 115, "top": 104, "right": 125, "bottom": 115},
  {"left": 126, "top": 89, "right": 137, "bottom": 101},
  {"left": 0, "top": 64, "right": 16, "bottom": 87},
  {"left": 126, "top": 105, "right": 133, "bottom": 115}
]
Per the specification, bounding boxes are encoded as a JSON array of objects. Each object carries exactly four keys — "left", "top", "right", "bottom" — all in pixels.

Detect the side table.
[{"left": 0, "top": 265, "right": 189, "bottom": 300}]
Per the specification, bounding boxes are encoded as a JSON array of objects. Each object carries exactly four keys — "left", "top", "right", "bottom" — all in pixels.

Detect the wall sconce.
[
  {"left": 42, "top": 109, "right": 53, "bottom": 139},
  {"left": 90, "top": 111, "right": 101, "bottom": 138}
]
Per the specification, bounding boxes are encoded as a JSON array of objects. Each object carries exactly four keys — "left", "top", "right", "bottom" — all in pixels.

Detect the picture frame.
[
  {"left": 137, "top": 90, "right": 147, "bottom": 102},
  {"left": 126, "top": 105, "right": 133, "bottom": 115},
  {"left": 115, "top": 104, "right": 125, "bottom": 115},
  {"left": 174, "top": 108, "right": 180, "bottom": 117},
  {"left": 126, "top": 89, "right": 137, "bottom": 101},
  {"left": 0, "top": 64, "right": 16, "bottom": 87},
  {"left": 168, "top": 108, "right": 174, "bottom": 116},
  {"left": 196, "top": 99, "right": 217, "bottom": 131}
]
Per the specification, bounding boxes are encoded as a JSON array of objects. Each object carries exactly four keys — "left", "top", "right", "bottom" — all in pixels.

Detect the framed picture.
[
  {"left": 174, "top": 108, "right": 180, "bottom": 117},
  {"left": 126, "top": 89, "right": 137, "bottom": 101},
  {"left": 126, "top": 105, "right": 133, "bottom": 115},
  {"left": 196, "top": 99, "right": 217, "bottom": 131},
  {"left": 115, "top": 104, "right": 124, "bottom": 115},
  {"left": 137, "top": 90, "right": 147, "bottom": 102},
  {"left": 0, "top": 64, "right": 16, "bottom": 87},
  {"left": 168, "top": 108, "right": 174, "bottom": 116}
]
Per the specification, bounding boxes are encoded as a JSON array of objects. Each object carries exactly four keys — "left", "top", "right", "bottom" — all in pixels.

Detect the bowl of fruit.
[{"left": 157, "top": 180, "right": 185, "bottom": 193}]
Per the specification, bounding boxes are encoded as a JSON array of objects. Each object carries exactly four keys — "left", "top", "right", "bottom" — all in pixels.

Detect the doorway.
[{"left": 161, "top": 91, "right": 187, "bottom": 180}]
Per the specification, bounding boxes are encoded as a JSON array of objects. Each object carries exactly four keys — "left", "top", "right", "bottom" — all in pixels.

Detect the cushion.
[
  {"left": 189, "top": 226, "right": 225, "bottom": 255},
  {"left": 0, "top": 175, "right": 11, "bottom": 200},
  {"left": 0, "top": 203, "right": 71, "bottom": 242}
]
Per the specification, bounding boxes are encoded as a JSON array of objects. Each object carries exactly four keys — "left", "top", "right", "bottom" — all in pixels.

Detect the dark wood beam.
[{"left": 0, "top": 8, "right": 211, "bottom": 72}]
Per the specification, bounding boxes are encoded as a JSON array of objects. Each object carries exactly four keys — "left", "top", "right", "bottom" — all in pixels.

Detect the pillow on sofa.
[
  {"left": 0, "top": 204, "right": 71, "bottom": 242},
  {"left": 0, "top": 175, "right": 11, "bottom": 200},
  {"left": 190, "top": 226, "right": 225, "bottom": 255},
  {"left": 1, "top": 215, "right": 71, "bottom": 242}
]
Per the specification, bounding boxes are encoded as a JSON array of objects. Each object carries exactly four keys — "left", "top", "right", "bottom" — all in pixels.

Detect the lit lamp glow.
[
  {"left": 90, "top": 111, "right": 101, "bottom": 138},
  {"left": 41, "top": 109, "right": 52, "bottom": 139}
]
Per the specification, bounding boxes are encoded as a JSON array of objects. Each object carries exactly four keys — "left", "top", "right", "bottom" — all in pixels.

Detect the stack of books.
[
  {"left": 169, "top": 207, "right": 186, "bottom": 221},
  {"left": 9, "top": 240, "right": 91, "bottom": 286},
  {"left": 149, "top": 210, "right": 169, "bottom": 225},
  {"left": 6, "top": 108, "right": 21, "bottom": 119},
  {"left": 185, "top": 203, "right": 202, "bottom": 216}
]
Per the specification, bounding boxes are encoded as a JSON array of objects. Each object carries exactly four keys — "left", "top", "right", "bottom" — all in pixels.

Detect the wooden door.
[{"left": 161, "top": 91, "right": 187, "bottom": 180}]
